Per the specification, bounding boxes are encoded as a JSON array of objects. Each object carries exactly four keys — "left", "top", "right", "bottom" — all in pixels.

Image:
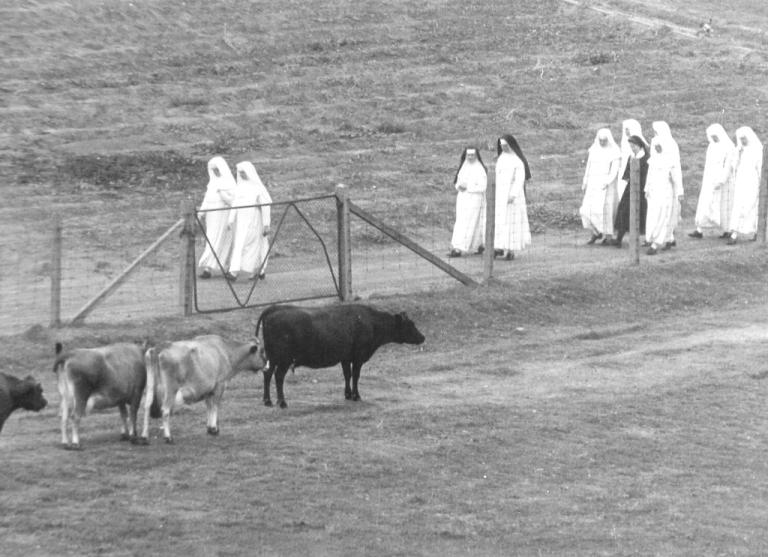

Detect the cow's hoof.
[
  {"left": 207, "top": 426, "right": 219, "bottom": 436},
  {"left": 120, "top": 433, "right": 132, "bottom": 441},
  {"left": 132, "top": 437, "right": 150, "bottom": 446},
  {"left": 263, "top": 399, "right": 273, "bottom": 407},
  {"left": 352, "top": 394, "right": 361, "bottom": 401},
  {"left": 64, "top": 443, "right": 82, "bottom": 451},
  {"left": 344, "top": 392, "right": 353, "bottom": 400},
  {"left": 164, "top": 437, "right": 174, "bottom": 445},
  {"left": 278, "top": 400, "right": 287, "bottom": 409}
]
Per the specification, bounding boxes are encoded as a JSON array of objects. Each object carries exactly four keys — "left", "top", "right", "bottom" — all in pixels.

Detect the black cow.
[
  {"left": 0, "top": 373, "right": 47, "bottom": 433},
  {"left": 255, "top": 303, "right": 425, "bottom": 408}
]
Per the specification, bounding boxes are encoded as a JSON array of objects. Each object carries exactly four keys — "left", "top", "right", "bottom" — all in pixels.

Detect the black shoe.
[
  {"left": 448, "top": 249, "right": 461, "bottom": 258},
  {"left": 199, "top": 270, "right": 212, "bottom": 279},
  {"left": 750, "top": 234, "right": 758, "bottom": 242},
  {"left": 614, "top": 240, "right": 623, "bottom": 248},
  {"left": 225, "top": 272, "right": 237, "bottom": 282},
  {"left": 726, "top": 237, "right": 737, "bottom": 245},
  {"left": 504, "top": 251, "right": 514, "bottom": 261},
  {"left": 600, "top": 238, "right": 610, "bottom": 245},
  {"left": 494, "top": 249, "right": 504, "bottom": 256},
  {"left": 587, "top": 233, "right": 602, "bottom": 245},
  {"left": 258, "top": 272, "right": 266, "bottom": 279},
  {"left": 669, "top": 240, "right": 676, "bottom": 247},
  {"left": 646, "top": 247, "right": 657, "bottom": 255},
  {"left": 661, "top": 242, "right": 672, "bottom": 251},
  {"left": 476, "top": 246, "right": 485, "bottom": 254},
  {"left": 720, "top": 232, "right": 731, "bottom": 239},
  {"left": 688, "top": 230, "right": 703, "bottom": 239}
]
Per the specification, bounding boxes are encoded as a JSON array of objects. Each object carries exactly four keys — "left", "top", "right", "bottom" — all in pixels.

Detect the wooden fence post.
[
  {"left": 483, "top": 172, "right": 495, "bottom": 282},
  {"left": 758, "top": 145, "right": 768, "bottom": 244},
  {"left": 50, "top": 216, "right": 62, "bottom": 328},
  {"left": 628, "top": 157, "right": 640, "bottom": 264},
  {"left": 335, "top": 184, "right": 352, "bottom": 301},
  {"left": 179, "top": 199, "right": 196, "bottom": 316}
]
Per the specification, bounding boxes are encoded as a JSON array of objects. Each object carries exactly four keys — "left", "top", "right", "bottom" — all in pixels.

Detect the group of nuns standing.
[
  {"left": 197, "top": 156, "right": 272, "bottom": 281},
  {"left": 449, "top": 134, "right": 532, "bottom": 261}
]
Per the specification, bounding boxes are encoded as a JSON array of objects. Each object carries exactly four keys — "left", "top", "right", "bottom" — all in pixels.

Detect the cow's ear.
[{"left": 55, "top": 342, "right": 63, "bottom": 355}]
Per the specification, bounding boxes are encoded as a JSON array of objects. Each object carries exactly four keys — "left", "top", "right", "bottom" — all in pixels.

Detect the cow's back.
[
  {"left": 159, "top": 335, "right": 230, "bottom": 387},
  {"left": 66, "top": 343, "right": 145, "bottom": 402}
]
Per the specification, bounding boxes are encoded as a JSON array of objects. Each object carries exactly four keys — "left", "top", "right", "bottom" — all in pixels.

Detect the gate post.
[
  {"left": 179, "top": 199, "right": 196, "bottom": 316},
  {"left": 483, "top": 172, "right": 495, "bottom": 282},
  {"left": 335, "top": 184, "right": 352, "bottom": 301},
  {"left": 50, "top": 215, "right": 62, "bottom": 327},
  {"left": 628, "top": 157, "right": 640, "bottom": 264}
]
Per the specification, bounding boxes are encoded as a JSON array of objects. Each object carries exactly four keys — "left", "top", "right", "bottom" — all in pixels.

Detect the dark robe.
[{"left": 614, "top": 150, "right": 650, "bottom": 235}]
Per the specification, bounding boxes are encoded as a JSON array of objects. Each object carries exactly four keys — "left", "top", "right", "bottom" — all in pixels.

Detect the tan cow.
[
  {"left": 141, "top": 335, "right": 264, "bottom": 444},
  {"left": 53, "top": 342, "right": 155, "bottom": 450}
]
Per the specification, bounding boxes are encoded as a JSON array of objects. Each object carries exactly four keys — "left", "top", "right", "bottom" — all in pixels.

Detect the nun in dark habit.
[{"left": 611, "top": 134, "right": 650, "bottom": 247}]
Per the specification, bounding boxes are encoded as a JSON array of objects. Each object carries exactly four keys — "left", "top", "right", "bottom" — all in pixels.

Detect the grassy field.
[{"left": 3, "top": 0, "right": 768, "bottom": 555}]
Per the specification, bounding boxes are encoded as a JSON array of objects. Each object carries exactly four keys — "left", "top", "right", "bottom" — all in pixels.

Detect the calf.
[
  {"left": 255, "top": 303, "right": 425, "bottom": 408},
  {"left": 141, "top": 335, "right": 264, "bottom": 444},
  {"left": 0, "top": 373, "right": 47, "bottom": 433},
  {"left": 53, "top": 342, "right": 151, "bottom": 449}
]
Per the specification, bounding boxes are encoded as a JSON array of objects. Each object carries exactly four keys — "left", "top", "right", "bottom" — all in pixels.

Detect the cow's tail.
[
  {"left": 145, "top": 347, "right": 163, "bottom": 419},
  {"left": 254, "top": 312, "right": 266, "bottom": 339},
  {"left": 52, "top": 342, "right": 68, "bottom": 374}
]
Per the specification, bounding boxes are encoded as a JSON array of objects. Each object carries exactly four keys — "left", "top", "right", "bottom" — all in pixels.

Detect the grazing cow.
[
  {"left": 53, "top": 342, "right": 153, "bottom": 450},
  {"left": 255, "top": 303, "right": 426, "bottom": 408},
  {"left": 141, "top": 335, "right": 264, "bottom": 444},
  {"left": 0, "top": 373, "right": 47, "bottom": 433}
]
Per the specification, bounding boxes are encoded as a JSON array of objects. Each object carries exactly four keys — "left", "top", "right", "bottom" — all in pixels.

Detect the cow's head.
[
  {"left": 244, "top": 339, "right": 268, "bottom": 373},
  {"left": 394, "top": 312, "right": 426, "bottom": 345},
  {"left": 17, "top": 376, "right": 47, "bottom": 412}
]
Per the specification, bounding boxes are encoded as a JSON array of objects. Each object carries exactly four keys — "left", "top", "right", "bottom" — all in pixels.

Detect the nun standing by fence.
[
  {"left": 580, "top": 128, "right": 621, "bottom": 245},
  {"left": 688, "top": 124, "right": 736, "bottom": 239},
  {"left": 198, "top": 156, "right": 236, "bottom": 279},
  {"left": 227, "top": 161, "right": 272, "bottom": 281},
  {"left": 727, "top": 126, "right": 763, "bottom": 245},
  {"left": 494, "top": 134, "right": 531, "bottom": 260},
  {"left": 449, "top": 147, "right": 487, "bottom": 258}
]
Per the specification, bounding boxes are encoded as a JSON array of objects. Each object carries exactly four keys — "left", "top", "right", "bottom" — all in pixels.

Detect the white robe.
[
  {"left": 229, "top": 162, "right": 272, "bottom": 277},
  {"left": 494, "top": 152, "right": 531, "bottom": 251},
  {"left": 644, "top": 140, "right": 677, "bottom": 245},
  {"left": 729, "top": 128, "right": 763, "bottom": 236},
  {"left": 617, "top": 119, "right": 644, "bottom": 200},
  {"left": 580, "top": 131, "right": 620, "bottom": 236},
  {"left": 695, "top": 124, "right": 735, "bottom": 231},
  {"left": 652, "top": 122, "right": 683, "bottom": 242},
  {"left": 198, "top": 157, "right": 236, "bottom": 274},
  {"left": 450, "top": 161, "right": 487, "bottom": 253}
]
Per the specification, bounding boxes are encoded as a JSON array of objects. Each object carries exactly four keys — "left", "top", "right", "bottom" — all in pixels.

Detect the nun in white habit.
[
  {"left": 449, "top": 147, "right": 487, "bottom": 257},
  {"left": 617, "top": 119, "right": 644, "bottom": 200},
  {"left": 689, "top": 124, "right": 736, "bottom": 238},
  {"left": 494, "top": 134, "right": 531, "bottom": 260},
  {"left": 227, "top": 161, "right": 272, "bottom": 280},
  {"left": 651, "top": 121, "right": 684, "bottom": 248},
  {"left": 580, "top": 128, "right": 621, "bottom": 244},
  {"left": 644, "top": 137, "right": 678, "bottom": 255},
  {"left": 727, "top": 126, "right": 763, "bottom": 244},
  {"left": 198, "top": 156, "right": 236, "bottom": 278}
]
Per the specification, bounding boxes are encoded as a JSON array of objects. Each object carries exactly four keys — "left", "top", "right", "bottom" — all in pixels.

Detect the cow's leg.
[
  {"left": 117, "top": 403, "right": 131, "bottom": 441},
  {"left": 341, "top": 361, "right": 353, "bottom": 400},
  {"left": 274, "top": 364, "right": 290, "bottom": 408},
  {"left": 160, "top": 374, "right": 175, "bottom": 444},
  {"left": 127, "top": 396, "right": 141, "bottom": 441},
  {"left": 205, "top": 389, "right": 222, "bottom": 435},
  {"left": 262, "top": 364, "right": 274, "bottom": 406},
  {"left": 351, "top": 362, "right": 363, "bottom": 401},
  {"left": 68, "top": 382, "right": 89, "bottom": 450},
  {"left": 138, "top": 362, "right": 156, "bottom": 445}
]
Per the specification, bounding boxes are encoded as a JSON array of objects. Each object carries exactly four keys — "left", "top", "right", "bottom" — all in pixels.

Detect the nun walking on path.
[
  {"left": 651, "top": 121, "right": 684, "bottom": 248},
  {"left": 727, "top": 126, "right": 763, "bottom": 245},
  {"left": 644, "top": 137, "right": 679, "bottom": 255},
  {"left": 449, "top": 147, "right": 487, "bottom": 257},
  {"left": 227, "top": 161, "right": 272, "bottom": 281},
  {"left": 689, "top": 124, "right": 736, "bottom": 239},
  {"left": 494, "top": 134, "right": 531, "bottom": 260},
  {"left": 198, "top": 156, "right": 236, "bottom": 278},
  {"left": 611, "top": 134, "right": 650, "bottom": 247},
  {"left": 580, "top": 128, "right": 621, "bottom": 245}
]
